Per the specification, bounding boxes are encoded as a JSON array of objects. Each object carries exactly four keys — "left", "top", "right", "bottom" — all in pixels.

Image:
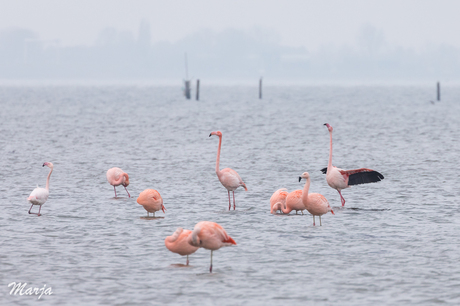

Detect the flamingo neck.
[
  {"left": 279, "top": 202, "right": 292, "bottom": 214},
  {"left": 215, "top": 135, "right": 222, "bottom": 175},
  {"left": 302, "top": 178, "right": 310, "bottom": 206},
  {"left": 327, "top": 131, "right": 333, "bottom": 173},
  {"left": 45, "top": 168, "right": 53, "bottom": 191}
]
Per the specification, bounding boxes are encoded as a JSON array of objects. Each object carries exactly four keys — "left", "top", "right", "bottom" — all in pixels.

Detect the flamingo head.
[
  {"left": 324, "top": 123, "right": 333, "bottom": 132},
  {"left": 271, "top": 202, "right": 283, "bottom": 214},
  {"left": 122, "top": 173, "right": 130, "bottom": 187},
  {"left": 42, "top": 162, "right": 54, "bottom": 169},
  {"left": 209, "top": 131, "right": 222, "bottom": 138},
  {"left": 189, "top": 227, "right": 202, "bottom": 247},
  {"left": 298, "top": 172, "right": 310, "bottom": 182}
]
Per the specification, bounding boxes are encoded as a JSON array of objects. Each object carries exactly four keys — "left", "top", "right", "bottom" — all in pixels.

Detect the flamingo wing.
[{"left": 340, "top": 168, "right": 384, "bottom": 185}]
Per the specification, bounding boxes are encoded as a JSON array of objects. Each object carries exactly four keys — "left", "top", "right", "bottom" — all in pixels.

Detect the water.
[{"left": 1, "top": 84, "right": 460, "bottom": 305}]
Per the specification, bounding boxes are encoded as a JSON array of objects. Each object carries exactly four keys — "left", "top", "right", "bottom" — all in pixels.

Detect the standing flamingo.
[
  {"left": 165, "top": 228, "right": 199, "bottom": 265},
  {"left": 270, "top": 188, "right": 288, "bottom": 214},
  {"left": 209, "top": 131, "right": 247, "bottom": 210},
  {"left": 137, "top": 189, "right": 166, "bottom": 217},
  {"left": 299, "top": 172, "right": 334, "bottom": 226},
  {"left": 28, "top": 162, "right": 54, "bottom": 216},
  {"left": 323, "top": 123, "right": 384, "bottom": 206},
  {"left": 188, "top": 221, "right": 236, "bottom": 273},
  {"left": 271, "top": 189, "right": 306, "bottom": 215},
  {"left": 106, "top": 167, "right": 130, "bottom": 198}
]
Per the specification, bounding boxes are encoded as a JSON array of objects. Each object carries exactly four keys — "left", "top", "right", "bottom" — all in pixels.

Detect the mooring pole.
[
  {"left": 259, "top": 77, "right": 262, "bottom": 99},
  {"left": 437, "top": 81, "right": 440, "bottom": 101},
  {"left": 196, "top": 79, "right": 200, "bottom": 101}
]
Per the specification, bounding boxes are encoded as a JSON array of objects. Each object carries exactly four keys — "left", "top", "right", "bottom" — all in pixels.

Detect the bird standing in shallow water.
[
  {"left": 28, "top": 162, "right": 54, "bottom": 216},
  {"left": 209, "top": 131, "right": 247, "bottom": 210},
  {"left": 299, "top": 172, "right": 334, "bottom": 226},
  {"left": 165, "top": 228, "right": 199, "bottom": 265},
  {"left": 271, "top": 188, "right": 306, "bottom": 215},
  {"left": 188, "top": 221, "right": 236, "bottom": 273},
  {"left": 137, "top": 189, "right": 166, "bottom": 217},
  {"left": 270, "top": 188, "right": 288, "bottom": 214},
  {"left": 323, "top": 123, "right": 384, "bottom": 206},
  {"left": 106, "top": 167, "right": 130, "bottom": 198}
]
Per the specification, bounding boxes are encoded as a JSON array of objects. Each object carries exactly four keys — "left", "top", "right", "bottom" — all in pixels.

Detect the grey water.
[{"left": 1, "top": 84, "right": 460, "bottom": 305}]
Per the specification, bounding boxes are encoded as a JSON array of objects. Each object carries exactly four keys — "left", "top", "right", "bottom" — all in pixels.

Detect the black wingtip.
[
  {"left": 320, "top": 167, "right": 327, "bottom": 174},
  {"left": 348, "top": 170, "right": 385, "bottom": 186}
]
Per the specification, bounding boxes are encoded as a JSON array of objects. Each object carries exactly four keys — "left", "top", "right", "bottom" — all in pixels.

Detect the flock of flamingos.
[{"left": 26, "top": 123, "right": 384, "bottom": 273}]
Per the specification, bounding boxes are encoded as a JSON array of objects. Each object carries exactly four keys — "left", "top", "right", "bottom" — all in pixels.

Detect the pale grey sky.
[{"left": 1, "top": 0, "right": 459, "bottom": 51}]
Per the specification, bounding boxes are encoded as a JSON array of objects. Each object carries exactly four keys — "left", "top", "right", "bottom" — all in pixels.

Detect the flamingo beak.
[
  {"left": 298, "top": 177, "right": 302, "bottom": 182},
  {"left": 209, "top": 133, "right": 212, "bottom": 137},
  {"left": 331, "top": 209, "right": 335, "bottom": 215}
]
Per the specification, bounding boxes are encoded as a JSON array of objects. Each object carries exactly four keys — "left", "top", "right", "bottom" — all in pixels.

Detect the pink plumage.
[
  {"left": 209, "top": 131, "right": 247, "bottom": 210},
  {"left": 188, "top": 221, "right": 236, "bottom": 273},
  {"left": 299, "top": 172, "right": 334, "bottom": 226},
  {"left": 323, "top": 123, "right": 384, "bottom": 206},
  {"left": 137, "top": 189, "right": 166, "bottom": 217},
  {"left": 165, "top": 228, "right": 199, "bottom": 265},
  {"left": 106, "top": 167, "right": 130, "bottom": 198}
]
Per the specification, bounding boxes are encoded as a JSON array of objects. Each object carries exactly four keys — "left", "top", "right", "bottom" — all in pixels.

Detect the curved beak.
[
  {"left": 42, "top": 163, "right": 46, "bottom": 167},
  {"left": 298, "top": 176, "right": 302, "bottom": 182},
  {"left": 209, "top": 133, "right": 212, "bottom": 137},
  {"left": 331, "top": 209, "right": 335, "bottom": 215}
]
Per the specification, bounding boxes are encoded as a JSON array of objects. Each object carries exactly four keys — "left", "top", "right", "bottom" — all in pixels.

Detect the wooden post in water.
[
  {"left": 437, "top": 81, "right": 440, "bottom": 101},
  {"left": 196, "top": 79, "right": 200, "bottom": 101},
  {"left": 259, "top": 77, "right": 262, "bottom": 99},
  {"left": 184, "top": 80, "right": 191, "bottom": 99}
]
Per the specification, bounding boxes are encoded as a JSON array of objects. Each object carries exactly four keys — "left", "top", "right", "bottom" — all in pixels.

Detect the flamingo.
[
  {"left": 209, "top": 131, "right": 247, "bottom": 210},
  {"left": 136, "top": 189, "right": 166, "bottom": 217},
  {"left": 323, "top": 123, "right": 384, "bottom": 206},
  {"left": 299, "top": 172, "right": 334, "bottom": 226},
  {"left": 270, "top": 188, "right": 288, "bottom": 214},
  {"left": 28, "top": 162, "right": 53, "bottom": 216},
  {"left": 165, "top": 228, "right": 199, "bottom": 265},
  {"left": 188, "top": 221, "right": 236, "bottom": 273},
  {"left": 271, "top": 189, "right": 306, "bottom": 215},
  {"left": 106, "top": 167, "right": 130, "bottom": 198}
]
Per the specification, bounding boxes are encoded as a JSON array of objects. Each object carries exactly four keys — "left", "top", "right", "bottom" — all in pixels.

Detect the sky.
[{"left": 1, "top": 0, "right": 460, "bottom": 51}]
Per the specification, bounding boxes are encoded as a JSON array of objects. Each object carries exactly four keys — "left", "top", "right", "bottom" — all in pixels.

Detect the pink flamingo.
[
  {"left": 28, "top": 162, "right": 54, "bottom": 216},
  {"left": 270, "top": 188, "right": 288, "bottom": 214},
  {"left": 323, "top": 123, "right": 384, "bottom": 206},
  {"left": 136, "top": 189, "right": 166, "bottom": 217},
  {"left": 299, "top": 172, "right": 334, "bottom": 226},
  {"left": 106, "top": 167, "right": 130, "bottom": 198},
  {"left": 188, "top": 221, "right": 237, "bottom": 273},
  {"left": 165, "top": 228, "right": 199, "bottom": 265},
  {"left": 272, "top": 189, "right": 306, "bottom": 215},
  {"left": 209, "top": 131, "right": 247, "bottom": 210}
]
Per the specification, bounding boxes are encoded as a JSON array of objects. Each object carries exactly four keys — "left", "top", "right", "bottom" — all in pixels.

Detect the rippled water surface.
[{"left": 1, "top": 84, "right": 460, "bottom": 305}]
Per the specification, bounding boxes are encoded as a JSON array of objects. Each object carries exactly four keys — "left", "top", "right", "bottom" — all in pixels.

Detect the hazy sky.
[{"left": 1, "top": 0, "right": 459, "bottom": 50}]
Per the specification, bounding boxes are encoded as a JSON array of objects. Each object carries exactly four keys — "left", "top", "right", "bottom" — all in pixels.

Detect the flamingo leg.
[
  {"left": 233, "top": 191, "right": 236, "bottom": 210},
  {"left": 228, "top": 191, "right": 231, "bottom": 210},
  {"left": 338, "top": 190, "right": 345, "bottom": 206},
  {"left": 37, "top": 205, "right": 42, "bottom": 216},
  {"left": 319, "top": 215, "right": 322, "bottom": 226},
  {"left": 301, "top": 210, "right": 304, "bottom": 215},
  {"left": 114, "top": 186, "right": 117, "bottom": 198},
  {"left": 210, "top": 250, "right": 213, "bottom": 273},
  {"left": 186, "top": 255, "right": 189, "bottom": 266},
  {"left": 147, "top": 212, "right": 149, "bottom": 217},
  {"left": 124, "top": 186, "right": 131, "bottom": 198},
  {"left": 313, "top": 215, "right": 316, "bottom": 226},
  {"left": 28, "top": 204, "right": 34, "bottom": 214}
]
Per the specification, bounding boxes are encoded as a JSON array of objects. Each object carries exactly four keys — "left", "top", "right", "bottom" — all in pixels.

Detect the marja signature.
[{"left": 8, "top": 282, "right": 53, "bottom": 299}]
